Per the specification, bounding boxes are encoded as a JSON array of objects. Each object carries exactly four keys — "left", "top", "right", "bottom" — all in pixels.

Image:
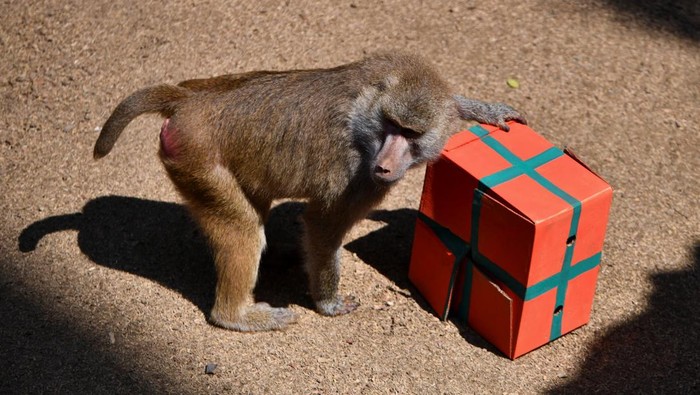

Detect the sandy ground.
[{"left": 1, "top": 0, "right": 698, "bottom": 393}]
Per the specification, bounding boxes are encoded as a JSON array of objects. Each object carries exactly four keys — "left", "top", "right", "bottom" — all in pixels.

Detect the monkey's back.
[{"left": 170, "top": 65, "right": 369, "bottom": 205}]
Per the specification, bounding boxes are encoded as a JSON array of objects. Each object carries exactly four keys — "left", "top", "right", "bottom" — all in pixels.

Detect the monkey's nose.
[{"left": 375, "top": 165, "right": 391, "bottom": 174}]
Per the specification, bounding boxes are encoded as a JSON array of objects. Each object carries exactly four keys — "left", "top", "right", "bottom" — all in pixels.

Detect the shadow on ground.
[
  {"left": 345, "top": 208, "right": 499, "bottom": 354},
  {"left": 17, "top": 197, "right": 486, "bottom": 338},
  {"left": 17, "top": 197, "right": 434, "bottom": 321},
  {"left": 550, "top": 241, "right": 700, "bottom": 393},
  {"left": 0, "top": 261, "right": 160, "bottom": 393},
  {"left": 18, "top": 195, "right": 310, "bottom": 315},
  {"left": 345, "top": 208, "right": 418, "bottom": 290},
  {"left": 603, "top": 0, "right": 699, "bottom": 41}
]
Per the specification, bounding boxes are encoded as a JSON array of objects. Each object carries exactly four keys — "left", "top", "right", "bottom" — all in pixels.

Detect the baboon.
[{"left": 94, "top": 52, "right": 525, "bottom": 331}]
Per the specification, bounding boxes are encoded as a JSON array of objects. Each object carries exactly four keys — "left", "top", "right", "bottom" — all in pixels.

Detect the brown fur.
[{"left": 94, "top": 53, "right": 525, "bottom": 331}]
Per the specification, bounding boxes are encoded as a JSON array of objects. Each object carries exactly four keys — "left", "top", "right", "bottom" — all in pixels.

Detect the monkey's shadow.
[
  {"left": 18, "top": 196, "right": 311, "bottom": 314},
  {"left": 344, "top": 208, "right": 418, "bottom": 290},
  {"left": 18, "top": 196, "right": 470, "bottom": 339}
]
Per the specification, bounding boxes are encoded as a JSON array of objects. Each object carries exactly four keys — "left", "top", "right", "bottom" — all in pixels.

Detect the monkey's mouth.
[{"left": 372, "top": 176, "right": 399, "bottom": 186}]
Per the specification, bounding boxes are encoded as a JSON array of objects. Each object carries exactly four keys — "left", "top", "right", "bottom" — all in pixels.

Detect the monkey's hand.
[{"left": 454, "top": 95, "right": 527, "bottom": 132}]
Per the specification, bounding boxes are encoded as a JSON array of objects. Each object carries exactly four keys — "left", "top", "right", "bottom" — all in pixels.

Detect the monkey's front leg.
[
  {"left": 302, "top": 202, "right": 360, "bottom": 316},
  {"left": 454, "top": 95, "right": 527, "bottom": 131}
]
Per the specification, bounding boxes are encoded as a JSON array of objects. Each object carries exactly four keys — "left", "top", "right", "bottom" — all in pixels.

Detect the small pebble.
[{"left": 205, "top": 363, "right": 217, "bottom": 375}]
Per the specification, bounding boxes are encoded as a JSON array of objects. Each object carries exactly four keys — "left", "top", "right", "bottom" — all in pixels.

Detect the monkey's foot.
[
  {"left": 209, "top": 302, "right": 298, "bottom": 332},
  {"left": 315, "top": 295, "right": 359, "bottom": 316}
]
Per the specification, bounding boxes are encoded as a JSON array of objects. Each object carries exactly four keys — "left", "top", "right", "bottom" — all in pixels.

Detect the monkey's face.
[
  {"left": 369, "top": 94, "right": 455, "bottom": 185},
  {"left": 370, "top": 118, "right": 418, "bottom": 184},
  {"left": 349, "top": 72, "right": 457, "bottom": 186},
  {"left": 370, "top": 113, "right": 453, "bottom": 185}
]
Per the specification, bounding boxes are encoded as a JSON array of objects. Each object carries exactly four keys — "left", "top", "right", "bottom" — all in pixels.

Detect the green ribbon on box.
[{"left": 419, "top": 124, "right": 601, "bottom": 341}]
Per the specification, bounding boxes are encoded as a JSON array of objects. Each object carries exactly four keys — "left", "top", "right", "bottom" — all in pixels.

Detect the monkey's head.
[{"left": 350, "top": 63, "right": 458, "bottom": 186}]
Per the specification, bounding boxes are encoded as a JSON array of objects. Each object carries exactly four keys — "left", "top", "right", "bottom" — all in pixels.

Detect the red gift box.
[{"left": 408, "top": 122, "right": 613, "bottom": 359}]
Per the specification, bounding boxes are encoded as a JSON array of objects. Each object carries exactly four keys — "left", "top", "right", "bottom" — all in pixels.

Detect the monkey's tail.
[{"left": 93, "top": 84, "right": 190, "bottom": 159}]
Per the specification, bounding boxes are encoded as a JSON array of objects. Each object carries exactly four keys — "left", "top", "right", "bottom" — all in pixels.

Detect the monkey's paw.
[
  {"left": 210, "top": 302, "right": 298, "bottom": 332},
  {"left": 485, "top": 103, "right": 528, "bottom": 132},
  {"left": 315, "top": 295, "right": 359, "bottom": 316}
]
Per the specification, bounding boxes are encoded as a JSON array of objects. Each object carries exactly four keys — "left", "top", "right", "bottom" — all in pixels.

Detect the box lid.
[{"left": 443, "top": 122, "right": 612, "bottom": 225}]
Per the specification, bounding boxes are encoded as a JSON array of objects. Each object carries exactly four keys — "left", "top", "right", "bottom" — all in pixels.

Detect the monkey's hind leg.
[
  {"left": 162, "top": 155, "right": 297, "bottom": 332},
  {"left": 199, "top": 208, "right": 297, "bottom": 332}
]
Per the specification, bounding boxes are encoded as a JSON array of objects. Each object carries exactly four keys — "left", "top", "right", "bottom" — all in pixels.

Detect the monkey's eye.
[
  {"left": 385, "top": 118, "right": 421, "bottom": 139},
  {"left": 399, "top": 127, "right": 421, "bottom": 140}
]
